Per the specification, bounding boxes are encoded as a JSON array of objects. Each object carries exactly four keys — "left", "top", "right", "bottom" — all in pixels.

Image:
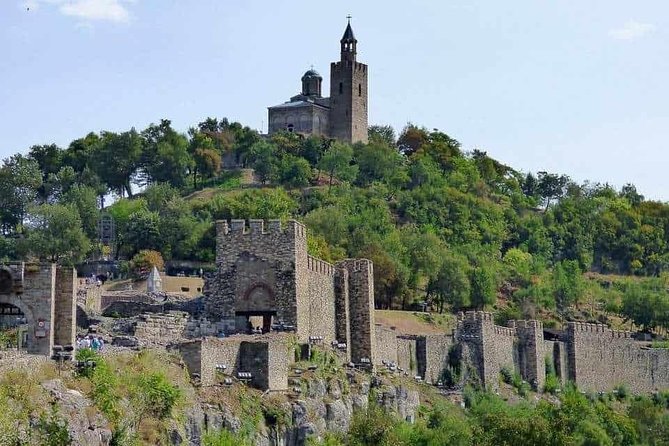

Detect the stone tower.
[{"left": 329, "top": 19, "right": 368, "bottom": 144}]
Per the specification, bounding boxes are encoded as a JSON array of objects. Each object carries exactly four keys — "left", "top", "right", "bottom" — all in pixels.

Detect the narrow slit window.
[
  {"left": 358, "top": 84, "right": 362, "bottom": 96},
  {"left": 339, "top": 82, "right": 343, "bottom": 94}
]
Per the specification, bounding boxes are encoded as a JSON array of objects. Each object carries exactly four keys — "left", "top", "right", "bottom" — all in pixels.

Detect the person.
[
  {"left": 82, "top": 336, "right": 91, "bottom": 349},
  {"left": 91, "top": 337, "right": 99, "bottom": 351},
  {"left": 97, "top": 337, "right": 104, "bottom": 352}
]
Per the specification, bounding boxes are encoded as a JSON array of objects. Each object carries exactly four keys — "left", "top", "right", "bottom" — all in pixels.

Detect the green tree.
[
  {"left": 141, "top": 119, "right": 193, "bottom": 188},
  {"left": 0, "top": 155, "right": 43, "bottom": 232},
  {"left": 62, "top": 185, "right": 100, "bottom": 239},
  {"left": 469, "top": 266, "right": 496, "bottom": 309},
  {"left": 552, "top": 260, "right": 583, "bottom": 311},
  {"left": 428, "top": 252, "right": 471, "bottom": 312},
  {"left": 368, "top": 125, "right": 396, "bottom": 147},
  {"left": 92, "top": 130, "right": 143, "bottom": 197},
  {"left": 318, "top": 142, "right": 358, "bottom": 188},
  {"left": 22, "top": 203, "right": 90, "bottom": 263},
  {"left": 249, "top": 141, "right": 279, "bottom": 184},
  {"left": 277, "top": 155, "right": 313, "bottom": 188}
]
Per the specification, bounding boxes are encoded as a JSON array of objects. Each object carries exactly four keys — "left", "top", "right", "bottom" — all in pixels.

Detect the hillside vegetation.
[{"left": 3, "top": 118, "right": 669, "bottom": 329}]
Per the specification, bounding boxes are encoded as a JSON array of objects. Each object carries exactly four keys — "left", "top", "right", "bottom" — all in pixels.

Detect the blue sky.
[{"left": 1, "top": 1, "right": 668, "bottom": 199}]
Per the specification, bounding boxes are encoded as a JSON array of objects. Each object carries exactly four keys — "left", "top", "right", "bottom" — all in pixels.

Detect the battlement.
[
  {"left": 215, "top": 219, "right": 306, "bottom": 238},
  {"left": 307, "top": 255, "right": 336, "bottom": 276},
  {"left": 457, "top": 311, "right": 495, "bottom": 324},
  {"left": 508, "top": 320, "right": 544, "bottom": 331},
  {"left": 330, "top": 61, "right": 368, "bottom": 72},
  {"left": 567, "top": 322, "right": 632, "bottom": 338},
  {"left": 493, "top": 326, "right": 516, "bottom": 337},
  {"left": 337, "top": 258, "right": 372, "bottom": 273}
]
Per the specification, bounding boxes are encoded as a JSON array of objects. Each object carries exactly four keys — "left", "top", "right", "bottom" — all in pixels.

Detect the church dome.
[{"left": 301, "top": 69, "right": 322, "bottom": 80}]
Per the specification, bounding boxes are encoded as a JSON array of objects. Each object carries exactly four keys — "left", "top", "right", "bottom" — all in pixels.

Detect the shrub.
[
  {"left": 130, "top": 249, "right": 164, "bottom": 278},
  {"left": 203, "top": 429, "right": 251, "bottom": 446},
  {"left": 134, "top": 372, "right": 181, "bottom": 419},
  {"left": 35, "top": 407, "right": 72, "bottom": 446},
  {"left": 544, "top": 374, "right": 560, "bottom": 395}
]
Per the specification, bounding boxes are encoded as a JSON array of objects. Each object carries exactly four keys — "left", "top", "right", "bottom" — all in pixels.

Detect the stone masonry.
[{"left": 0, "top": 262, "right": 77, "bottom": 355}]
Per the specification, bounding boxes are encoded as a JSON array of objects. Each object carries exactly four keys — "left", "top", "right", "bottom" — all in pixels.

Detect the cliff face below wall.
[{"left": 184, "top": 375, "right": 420, "bottom": 446}]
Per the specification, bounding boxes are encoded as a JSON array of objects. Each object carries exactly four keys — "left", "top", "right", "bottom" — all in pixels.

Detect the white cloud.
[
  {"left": 609, "top": 20, "right": 656, "bottom": 41},
  {"left": 59, "top": 0, "right": 130, "bottom": 23},
  {"left": 22, "top": 0, "right": 134, "bottom": 23}
]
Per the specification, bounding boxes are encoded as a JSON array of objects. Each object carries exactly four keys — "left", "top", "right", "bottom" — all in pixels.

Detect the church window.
[
  {"left": 358, "top": 84, "right": 361, "bottom": 96},
  {"left": 339, "top": 82, "right": 343, "bottom": 94}
]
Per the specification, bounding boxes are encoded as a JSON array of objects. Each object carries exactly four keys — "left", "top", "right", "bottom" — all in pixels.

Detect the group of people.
[{"left": 76, "top": 335, "right": 104, "bottom": 352}]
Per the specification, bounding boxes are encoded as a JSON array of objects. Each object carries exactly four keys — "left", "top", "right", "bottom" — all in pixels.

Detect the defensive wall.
[
  {"left": 566, "top": 322, "right": 669, "bottom": 393},
  {"left": 177, "top": 334, "right": 290, "bottom": 391},
  {"left": 204, "top": 219, "right": 375, "bottom": 365},
  {"left": 0, "top": 263, "right": 77, "bottom": 355}
]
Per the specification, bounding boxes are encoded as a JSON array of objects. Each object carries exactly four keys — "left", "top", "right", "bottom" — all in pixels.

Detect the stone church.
[{"left": 267, "top": 20, "right": 368, "bottom": 144}]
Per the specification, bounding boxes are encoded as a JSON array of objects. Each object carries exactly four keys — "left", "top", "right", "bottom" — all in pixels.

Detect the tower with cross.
[{"left": 267, "top": 18, "right": 368, "bottom": 144}]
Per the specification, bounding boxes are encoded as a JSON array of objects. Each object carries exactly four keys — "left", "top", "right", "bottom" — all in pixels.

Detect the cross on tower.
[{"left": 346, "top": 15, "right": 352, "bottom": 23}]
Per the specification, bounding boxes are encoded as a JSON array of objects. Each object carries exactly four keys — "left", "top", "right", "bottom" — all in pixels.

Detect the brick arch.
[{"left": 238, "top": 282, "right": 276, "bottom": 313}]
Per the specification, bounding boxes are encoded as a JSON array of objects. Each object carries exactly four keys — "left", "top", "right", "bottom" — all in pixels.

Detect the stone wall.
[
  {"left": 396, "top": 336, "right": 417, "bottom": 375},
  {"left": 334, "top": 268, "right": 351, "bottom": 359},
  {"left": 207, "top": 219, "right": 307, "bottom": 337},
  {"left": 422, "top": 334, "right": 453, "bottom": 384},
  {"left": 178, "top": 334, "right": 289, "bottom": 390},
  {"left": 337, "top": 259, "right": 375, "bottom": 364},
  {"left": 305, "top": 256, "right": 337, "bottom": 344},
  {"left": 133, "top": 311, "right": 190, "bottom": 345},
  {"left": 54, "top": 267, "right": 77, "bottom": 348},
  {"left": 544, "top": 340, "right": 568, "bottom": 384},
  {"left": 510, "top": 320, "right": 545, "bottom": 390},
  {"left": 457, "top": 312, "right": 514, "bottom": 391},
  {"left": 374, "top": 325, "right": 399, "bottom": 365},
  {"left": 566, "top": 322, "right": 669, "bottom": 393}
]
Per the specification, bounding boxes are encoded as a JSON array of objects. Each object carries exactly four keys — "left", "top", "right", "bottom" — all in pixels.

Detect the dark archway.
[{"left": 237, "top": 283, "right": 277, "bottom": 333}]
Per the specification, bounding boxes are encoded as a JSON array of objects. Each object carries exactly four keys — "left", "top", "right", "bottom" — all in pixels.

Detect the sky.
[{"left": 1, "top": 0, "right": 668, "bottom": 199}]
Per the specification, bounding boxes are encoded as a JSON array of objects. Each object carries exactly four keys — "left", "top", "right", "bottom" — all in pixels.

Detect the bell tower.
[{"left": 329, "top": 17, "right": 368, "bottom": 144}]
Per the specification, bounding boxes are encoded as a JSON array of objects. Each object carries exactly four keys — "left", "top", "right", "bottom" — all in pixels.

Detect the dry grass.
[{"left": 374, "top": 310, "right": 455, "bottom": 335}]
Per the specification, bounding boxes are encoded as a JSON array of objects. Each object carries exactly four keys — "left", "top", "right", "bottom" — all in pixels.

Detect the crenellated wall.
[
  {"left": 566, "top": 322, "right": 669, "bottom": 393},
  {"left": 305, "top": 256, "right": 337, "bottom": 345}
]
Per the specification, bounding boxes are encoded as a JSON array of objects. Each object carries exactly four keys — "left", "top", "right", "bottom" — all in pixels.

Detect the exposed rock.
[
  {"left": 42, "top": 379, "right": 112, "bottom": 446},
  {"left": 112, "top": 335, "right": 139, "bottom": 347}
]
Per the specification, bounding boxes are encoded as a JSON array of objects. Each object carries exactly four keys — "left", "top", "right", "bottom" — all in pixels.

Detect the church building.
[{"left": 267, "top": 20, "right": 368, "bottom": 144}]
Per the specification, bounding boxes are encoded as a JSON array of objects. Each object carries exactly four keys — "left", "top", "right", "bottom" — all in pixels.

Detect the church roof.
[
  {"left": 341, "top": 22, "right": 356, "bottom": 42},
  {"left": 268, "top": 99, "right": 329, "bottom": 110}
]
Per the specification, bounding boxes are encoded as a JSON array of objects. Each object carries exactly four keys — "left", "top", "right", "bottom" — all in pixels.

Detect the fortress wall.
[
  {"left": 375, "top": 325, "right": 399, "bottom": 366},
  {"left": 210, "top": 219, "right": 307, "bottom": 336},
  {"left": 179, "top": 335, "right": 289, "bottom": 390},
  {"left": 423, "top": 334, "right": 454, "bottom": 384},
  {"left": 544, "top": 340, "right": 568, "bottom": 384},
  {"left": 396, "top": 336, "right": 417, "bottom": 375},
  {"left": 334, "top": 268, "right": 351, "bottom": 359},
  {"left": 509, "top": 320, "right": 545, "bottom": 390},
  {"left": 305, "top": 256, "right": 337, "bottom": 344},
  {"left": 54, "top": 266, "right": 77, "bottom": 348},
  {"left": 337, "top": 259, "right": 375, "bottom": 364},
  {"left": 457, "top": 312, "right": 516, "bottom": 390},
  {"left": 567, "top": 323, "right": 669, "bottom": 393}
]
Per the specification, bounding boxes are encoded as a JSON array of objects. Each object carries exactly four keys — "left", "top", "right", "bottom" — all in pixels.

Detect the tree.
[
  {"left": 124, "top": 210, "right": 162, "bottom": 257},
  {"left": 428, "top": 252, "right": 471, "bottom": 312},
  {"left": 21, "top": 203, "right": 90, "bottom": 263},
  {"left": 91, "top": 130, "right": 143, "bottom": 197},
  {"left": 397, "top": 123, "right": 429, "bottom": 156},
  {"left": 552, "top": 260, "right": 583, "bottom": 311},
  {"left": 0, "top": 155, "right": 43, "bottom": 232},
  {"left": 318, "top": 142, "right": 358, "bottom": 189},
  {"left": 354, "top": 140, "right": 404, "bottom": 186},
  {"left": 277, "top": 155, "right": 313, "bottom": 188},
  {"left": 61, "top": 185, "right": 100, "bottom": 240},
  {"left": 141, "top": 120, "right": 193, "bottom": 188},
  {"left": 249, "top": 141, "right": 279, "bottom": 184},
  {"left": 368, "top": 125, "right": 396, "bottom": 147},
  {"left": 188, "top": 131, "right": 221, "bottom": 189},
  {"left": 537, "top": 171, "right": 569, "bottom": 210},
  {"left": 469, "top": 266, "right": 496, "bottom": 309}
]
